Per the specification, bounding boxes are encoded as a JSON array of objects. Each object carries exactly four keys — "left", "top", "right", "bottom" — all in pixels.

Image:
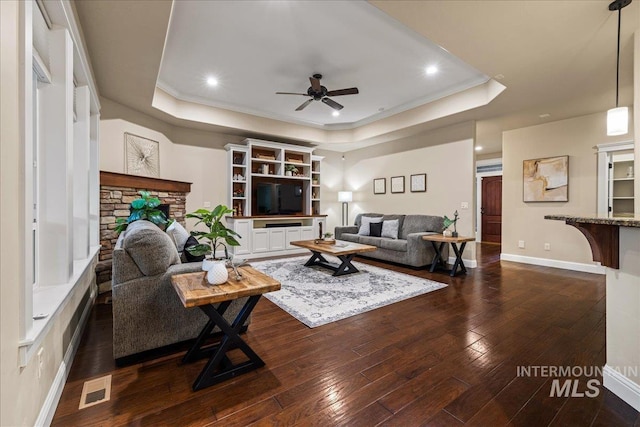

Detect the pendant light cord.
[{"left": 616, "top": 6, "right": 621, "bottom": 107}]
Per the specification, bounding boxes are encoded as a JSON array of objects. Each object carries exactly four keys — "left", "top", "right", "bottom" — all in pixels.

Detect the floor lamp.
[{"left": 338, "top": 191, "right": 352, "bottom": 226}]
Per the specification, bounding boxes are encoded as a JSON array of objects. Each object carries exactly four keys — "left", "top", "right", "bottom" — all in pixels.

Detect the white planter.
[
  {"left": 285, "top": 171, "right": 292, "bottom": 176},
  {"left": 206, "top": 259, "right": 229, "bottom": 285}
]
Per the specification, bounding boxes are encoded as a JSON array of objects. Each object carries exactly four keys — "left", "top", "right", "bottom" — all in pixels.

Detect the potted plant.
[
  {"left": 185, "top": 205, "right": 241, "bottom": 284},
  {"left": 323, "top": 232, "right": 335, "bottom": 243},
  {"left": 114, "top": 190, "right": 167, "bottom": 234},
  {"left": 285, "top": 164, "right": 298, "bottom": 176}
]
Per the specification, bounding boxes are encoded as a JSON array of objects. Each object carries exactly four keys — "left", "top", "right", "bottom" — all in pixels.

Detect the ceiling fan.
[{"left": 276, "top": 74, "right": 359, "bottom": 111}]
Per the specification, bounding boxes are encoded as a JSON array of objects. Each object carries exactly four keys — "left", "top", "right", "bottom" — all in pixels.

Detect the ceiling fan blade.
[
  {"left": 276, "top": 92, "right": 309, "bottom": 96},
  {"left": 322, "top": 97, "right": 343, "bottom": 111},
  {"left": 309, "top": 76, "right": 322, "bottom": 92},
  {"left": 295, "top": 98, "right": 314, "bottom": 111},
  {"left": 326, "top": 87, "right": 359, "bottom": 97}
]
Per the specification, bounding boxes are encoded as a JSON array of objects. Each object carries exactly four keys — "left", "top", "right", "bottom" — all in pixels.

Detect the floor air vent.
[{"left": 79, "top": 375, "right": 111, "bottom": 409}]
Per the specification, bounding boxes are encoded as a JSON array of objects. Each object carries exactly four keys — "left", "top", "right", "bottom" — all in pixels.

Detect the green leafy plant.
[
  {"left": 285, "top": 164, "right": 299, "bottom": 174},
  {"left": 443, "top": 210, "right": 459, "bottom": 233},
  {"left": 323, "top": 232, "right": 334, "bottom": 239},
  {"left": 185, "top": 205, "right": 241, "bottom": 259},
  {"left": 115, "top": 190, "right": 167, "bottom": 234}
]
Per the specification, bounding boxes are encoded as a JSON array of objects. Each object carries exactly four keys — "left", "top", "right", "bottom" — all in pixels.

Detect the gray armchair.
[{"left": 111, "top": 220, "right": 247, "bottom": 362}]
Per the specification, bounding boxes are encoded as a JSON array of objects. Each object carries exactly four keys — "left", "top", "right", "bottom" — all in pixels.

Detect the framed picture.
[
  {"left": 410, "top": 174, "right": 427, "bottom": 192},
  {"left": 390, "top": 176, "right": 405, "bottom": 194},
  {"left": 125, "top": 133, "right": 160, "bottom": 177},
  {"left": 523, "top": 155, "right": 569, "bottom": 202},
  {"left": 373, "top": 178, "right": 386, "bottom": 194}
]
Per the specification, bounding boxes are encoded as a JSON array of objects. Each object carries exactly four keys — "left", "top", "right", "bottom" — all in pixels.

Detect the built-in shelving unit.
[
  {"left": 225, "top": 139, "right": 326, "bottom": 258},
  {"left": 596, "top": 141, "right": 635, "bottom": 218}
]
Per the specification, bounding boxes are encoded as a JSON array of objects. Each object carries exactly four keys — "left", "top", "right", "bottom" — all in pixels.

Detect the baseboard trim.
[
  {"left": 34, "top": 284, "right": 96, "bottom": 427},
  {"left": 603, "top": 364, "right": 640, "bottom": 412},
  {"left": 447, "top": 257, "right": 478, "bottom": 268},
  {"left": 500, "top": 253, "right": 605, "bottom": 275}
]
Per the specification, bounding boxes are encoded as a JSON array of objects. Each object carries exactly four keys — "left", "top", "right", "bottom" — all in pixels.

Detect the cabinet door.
[
  {"left": 286, "top": 228, "right": 301, "bottom": 248},
  {"left": 252, "top": 230, "right": 269, "bottom": 253},
  {"left": 232, "top": 220, "right": 251, "bottom": 255},
  {"left": 269, "top": 229, "right": 286, "bottom": 251},
  {"left": 300, "top": 227, "right": 314, "bottom": 241}
]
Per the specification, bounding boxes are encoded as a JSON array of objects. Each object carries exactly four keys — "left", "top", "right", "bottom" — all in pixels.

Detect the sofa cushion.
[
  {"left": 354, "top": 213, "right": 383, "bottom": 227},
  {"left": 400, "top": 215, "right": 445, "bottom": 239},
  {"left": 166, "top": 220, "right": 190, "bottom": 252},
  {"left": 378, "top": 238, "right": 408, "bottom": 252},
  {"left": 382, "top": 214, "right": 405, "bottom": 232},
  {"left": 359, "top": 236, "right": 384, "bottom": 246},
  {"left": 183, "top": 235, "right": 206, "bottom": 262},
  {"left": 358, "top": 216, "right": 383, "bottom": 236},
  {"left": 123, "top": 220, "right": 181, "bottom": 276},
  {"left": 382, "top": 219, "right": 400, "bottom": 239},
  {"left": 341, "top": 233, "right": 361, "bottom": 243},
  {"left": 370, "top": 222, "right": 383, "bottom": 237}
]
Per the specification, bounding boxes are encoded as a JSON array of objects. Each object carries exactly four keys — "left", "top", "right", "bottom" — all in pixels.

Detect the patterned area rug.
[{"left": 251, "top": 256, "right": 448, "bottom": 328}]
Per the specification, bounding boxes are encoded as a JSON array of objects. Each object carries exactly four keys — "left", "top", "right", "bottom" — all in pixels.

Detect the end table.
[{"left": 422, "top": 234, "right": 475, "bottom": 277}]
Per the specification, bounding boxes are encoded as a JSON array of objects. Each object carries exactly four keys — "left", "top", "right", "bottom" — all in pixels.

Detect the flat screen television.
[{"left": 253, "top": 180, "right": 303, "bottom": 215}]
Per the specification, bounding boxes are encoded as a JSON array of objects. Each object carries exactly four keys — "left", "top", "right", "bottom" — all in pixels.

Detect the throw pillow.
[
  {"left": 166, "top": 221, "right": 190, "bottom": 252},
  {"left": 183, "top": 235, "right": 206, "bottom": 262},
  {"left": 369, "top": 222, "right": 383, "bottom": 237},
  {"left": 381, "top": 219, "right": 399, "bottom": 239},
  {"left": 358, "top": 216, "right": 383, "bottom": 236}
]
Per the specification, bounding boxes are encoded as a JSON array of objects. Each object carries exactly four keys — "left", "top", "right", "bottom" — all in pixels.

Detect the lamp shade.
[
  {"left": 338, "top": 191, "right": 353, "bottom": 202},
  {"left": 607, "top": 106, "right": 628, "bottom": 136}
]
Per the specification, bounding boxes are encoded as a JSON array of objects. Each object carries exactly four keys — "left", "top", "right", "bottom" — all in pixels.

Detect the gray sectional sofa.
[
  {"left": 334, "top": 213, "right": 447, "bottom": 267},
  {"left": 111, "top": 220, "right": 247, "bottom": 363}
]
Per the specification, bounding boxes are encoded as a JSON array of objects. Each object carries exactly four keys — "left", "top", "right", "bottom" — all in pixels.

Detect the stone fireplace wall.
[{"left": 97, "top": 172, "right": 191, "bottom": 287}]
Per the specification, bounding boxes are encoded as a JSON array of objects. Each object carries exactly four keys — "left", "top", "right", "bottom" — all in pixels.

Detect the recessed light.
[
  {"left": 494, "top": 74, "right": 505, "bottom": 80},
  {"left": 206, "top": 76, "right": 218, "bottom": 87},
  {"left": 539, "top": 113, "right": 551, "bottom": 119},
  {"left": 475, "top": 146, "right": 483, "bottom": 151},
  {"left": 425, "top": 66, "right": 438, "bottom": 76},
  {"left": 332, "top": 111, "right": 340, "bottom": 117},
  {"left": 378, "top": 107, "right": 385, "bottom": 112}
]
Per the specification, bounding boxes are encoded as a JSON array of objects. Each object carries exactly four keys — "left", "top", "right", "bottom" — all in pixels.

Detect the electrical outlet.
[
  {"left": 203, "top": 201, "right": 211, "bottom": 208},
  {"left": 37, "top": 347, "right": 44, "bottom": 379},
  {"left": 461, "top": 202, "right": 469, "bottom": 209},
  {"left": 544, "top": 243, "right": 550, "bottom": 251},
  {"left": 518, "top": 240, "right": 525, "bottom": 249}
]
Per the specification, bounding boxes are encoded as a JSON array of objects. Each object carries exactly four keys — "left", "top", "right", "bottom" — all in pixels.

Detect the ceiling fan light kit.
[
  {"left": 606, "top": 0, "right": 631, "bottom": 136},
  {"left": 276, "top": 74, "right": 359, "bottom": 112}
]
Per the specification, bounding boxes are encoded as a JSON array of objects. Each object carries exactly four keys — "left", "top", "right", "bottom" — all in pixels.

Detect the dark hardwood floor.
[{"left": 52, "top": 244, "right": 640, "bottom": 426}]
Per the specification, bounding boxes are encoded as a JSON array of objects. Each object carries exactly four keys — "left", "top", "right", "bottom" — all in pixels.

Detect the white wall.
[
  {"left": 502, "top": 111, "right": 633, "bottom": 270},
  {"left": 100, "top": 119, "right": 229, "bottom": 228},
  {"left": 342, "top": 123, "right": 476, "bottom": 261}
]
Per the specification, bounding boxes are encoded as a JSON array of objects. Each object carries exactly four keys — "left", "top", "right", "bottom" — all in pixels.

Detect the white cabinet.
[
  {"left": 252, "top": 230, "right": 269, "bottom": 253},
  {"left": 301, "top": 227, "right": 314, "bottom": 241},
  {"left": 230, "top": 219, "right": 251, "bottom": 255},
  {"left": 596, "top": 142, "right": 635, "bottom": 217},
  {"left": 286, "top": 228, "right": 301, "bottom": 248},
  {"left": 269, "top": 229, "right": 286, "bottom": 250}
]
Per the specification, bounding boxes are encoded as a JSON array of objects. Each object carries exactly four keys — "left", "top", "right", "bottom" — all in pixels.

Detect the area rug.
[{"left": 251, "top": 256, "right": 447, "bottom": 328}]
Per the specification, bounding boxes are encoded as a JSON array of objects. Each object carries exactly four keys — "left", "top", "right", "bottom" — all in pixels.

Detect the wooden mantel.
[{"left": 100, "top": 171, "right": 191, "bottom": 193}]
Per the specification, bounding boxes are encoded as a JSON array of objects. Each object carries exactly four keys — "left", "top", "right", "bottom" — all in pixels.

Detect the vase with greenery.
[
  {"left": 285, "top": 164, "right": 299, "bottom": 176},
  {"left": 443, "top": 210, "right": 459, "bottom": 237},
  {"left": 185, "top": 205, "right": 241, "bottom": 260},
  {"left": 115, "top": 190, "right": 167, "bottom": 234}
]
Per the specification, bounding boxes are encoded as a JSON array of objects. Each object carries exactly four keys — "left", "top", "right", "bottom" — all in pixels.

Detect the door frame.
[{"left": 476, "top": 159, "right": 502, "bottom": 243}]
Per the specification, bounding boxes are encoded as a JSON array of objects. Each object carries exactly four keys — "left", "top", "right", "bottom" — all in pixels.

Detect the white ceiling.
[
  {"left": 157, "top": 1, "right": 489, "bottom": 129},
  {"left": 74, "top": 1, "right": 639, "bottom": 155}
]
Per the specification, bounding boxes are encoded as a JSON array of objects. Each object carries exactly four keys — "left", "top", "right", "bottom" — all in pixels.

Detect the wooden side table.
[
  {"left": 422, "top": 234, "right": 475, "bottom": 277},
  {"left": 171, "top": 266, "right": 280, "bottom": 391}
]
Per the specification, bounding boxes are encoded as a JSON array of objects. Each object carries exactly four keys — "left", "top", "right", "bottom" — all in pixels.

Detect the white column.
[
  {"left": 89, "top": 113, "right": 100, "bottom": 247},
  {"left": 38, "top": 28, "right": 73, "bottom": 285},
  {"left": 73, "top": 86, "right": 90, "bottom": 259}
]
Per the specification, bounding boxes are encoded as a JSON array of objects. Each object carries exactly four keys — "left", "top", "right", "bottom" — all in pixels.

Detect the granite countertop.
[{"left": 545, "top": 214, "right": 640, "bottom": 228}]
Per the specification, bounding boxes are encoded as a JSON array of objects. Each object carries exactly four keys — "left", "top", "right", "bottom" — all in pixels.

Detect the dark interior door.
[{"left": 481, "top": 176, "right": 502, "bottom": 243}]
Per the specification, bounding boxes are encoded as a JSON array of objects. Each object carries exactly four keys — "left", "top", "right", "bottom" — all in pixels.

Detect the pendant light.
[{"left": 607, "top": 0, "right": 632, "bottom": 136}]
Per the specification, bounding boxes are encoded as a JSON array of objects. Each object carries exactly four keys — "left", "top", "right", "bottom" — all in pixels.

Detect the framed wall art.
[
  {"left": 523, "top": 155, "right": 568, "bottom": 202},
  {"left": 410, "top": 174, "right": 427, "bottom": 192},
  {"left": 373, "top": 178, "right": 386, "bottom": 194},
  {"left": 390, "top": 176, "right": 405, "bottom": 194},
  {"left": 125, "top": 133, "right": 160, "bottom": 177}
]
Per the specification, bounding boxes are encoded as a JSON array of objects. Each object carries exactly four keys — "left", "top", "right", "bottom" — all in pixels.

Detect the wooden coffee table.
[
  {"left": 171, "top": 266, "right": 280, "bottom": 391},
  {"left": 422, "top": 234, "right": 475, "bottom": 277},
  {"left": 290, "top": 239, "right": 377, "bottom": 276}
]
